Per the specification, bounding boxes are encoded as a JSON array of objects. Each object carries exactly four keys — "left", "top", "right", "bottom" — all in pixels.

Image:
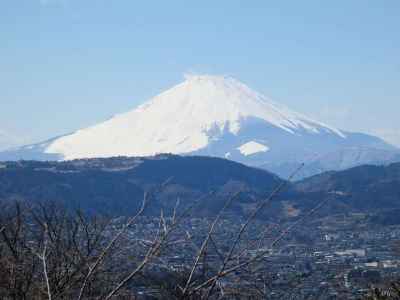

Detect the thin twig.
[
  {"left": 77, "top": 193, "right": 148, "bottom": 300},
  {"left": 204, "top": 163, "right": 304, "bottom": 297},
  {"left": 172, "top": 198, "right": 180, "bottom": 224},
  {"left": 193, "top": 195, "right": 330, "bottom": 293},
  {"left": 270, "top": 196, "right": 330, "bottom": 248},
  {"left": 103, "top": 191, "right": 212, "bottom": 299},
  {"left": 36, "top": 224, "right": 52, "bottom": 300},
  {"left": 181, "top": 191, "right": 240, "bottom": 296}
]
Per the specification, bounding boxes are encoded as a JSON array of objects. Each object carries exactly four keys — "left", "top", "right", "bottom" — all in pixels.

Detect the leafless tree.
[{"left": 0, "top": 164, "right": 336, "bottom": 300}]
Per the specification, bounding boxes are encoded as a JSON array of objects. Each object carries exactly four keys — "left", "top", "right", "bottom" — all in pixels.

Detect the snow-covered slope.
[
  {"left": 0, "top": 74, "right": 398, "bottom": 178},
  {"left": 237, "top": 141, "right": 269, "bottom": 156},
  {"left": 44, "top": 75, "right": 345, "bottom": 160}
]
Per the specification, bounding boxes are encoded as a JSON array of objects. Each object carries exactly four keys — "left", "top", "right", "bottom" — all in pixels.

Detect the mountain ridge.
[
  {"left": 44, "top": 74, "right": 347, "bottom": 160},
  {"left": 1, "top": 155, "right": 399, "bottom": 223},
  {"left": 0, "top": 155, "right": 285, "bottom": 217},
  {"left": 0, "top": 75, "right": 398, "bottom": 178}
]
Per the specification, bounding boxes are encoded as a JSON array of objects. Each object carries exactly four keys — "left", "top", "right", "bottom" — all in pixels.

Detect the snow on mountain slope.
[
  {"left": 0, "top": 74, "right": 397, "bottom": 179},
  {"left": 44, "top": 75, "right": 345, "bottom": 160},
  {"left": 237, "top": 141, "right": 269, "bottom": 156}
]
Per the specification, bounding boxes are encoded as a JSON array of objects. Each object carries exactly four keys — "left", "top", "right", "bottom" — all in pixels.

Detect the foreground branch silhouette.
[{"left": 0, "top": 164, "right": 339, "bottom": 299}]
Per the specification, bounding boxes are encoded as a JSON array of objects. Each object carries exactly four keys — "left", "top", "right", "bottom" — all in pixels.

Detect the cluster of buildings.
[{"left": 112, "top": 212, "right": 400, "bottom": 299}]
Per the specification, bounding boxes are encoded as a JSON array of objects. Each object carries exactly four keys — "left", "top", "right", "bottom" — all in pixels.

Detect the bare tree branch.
[
  {"left": 35, "top": 224, "right": 52, "bottom": 300},
  {"left": 77, "top": 193, "right": 148, "bottom": 300},
  {"left": 103, "top": 191, "right": 212, "bottom": 299},
  {"left": 204, "top": 163, "right": 304, "bottom": 297},
  {"left": 181, "top": 191, "right": 240, "bottom": 296},
  {"left": 192, "top": 195, "right": 329, "bottom": 294}
]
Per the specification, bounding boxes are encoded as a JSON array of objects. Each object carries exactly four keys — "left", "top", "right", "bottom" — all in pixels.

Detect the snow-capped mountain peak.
[
  {"left": 1, "top": 74, "right": 395, "bottom": 179},
  {"left": 44, "top": 74, "right": 345, "bottom": 160}
]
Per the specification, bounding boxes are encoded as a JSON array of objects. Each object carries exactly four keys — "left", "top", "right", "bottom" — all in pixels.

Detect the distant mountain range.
[
  {"left": 0, "top": 155, "right": 399, "bottom": 223},
  {"left": 294, "top": 161, "right": 400, "bottom": 224},
  {"left": 1, "top": 75, "right": 398, "bottom": 178}
]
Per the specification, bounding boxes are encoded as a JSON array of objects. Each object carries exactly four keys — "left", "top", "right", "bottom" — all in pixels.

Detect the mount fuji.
[{"left": 1, "top": 75, "right": 398, "bottom": 178}]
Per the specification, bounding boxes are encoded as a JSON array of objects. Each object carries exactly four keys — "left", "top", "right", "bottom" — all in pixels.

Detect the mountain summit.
[
  {"left": 46, "top": 74, "right": 345, "bottom": 160},
  {"left": 0, "top": 75, "right": 398, "bottom": 177}
]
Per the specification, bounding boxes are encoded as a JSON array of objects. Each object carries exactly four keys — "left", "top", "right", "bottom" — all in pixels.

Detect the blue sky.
[{"left": 1, "top": 0, "right": 399, "bottom": 148}]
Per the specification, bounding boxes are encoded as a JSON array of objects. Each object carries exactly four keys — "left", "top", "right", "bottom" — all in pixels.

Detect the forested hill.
[
  {"left": 1, "top": 156, "right": 399, "bottom": 223},
  {"left": 0, "top": 155, "right": 285, "bottom": 217}
]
